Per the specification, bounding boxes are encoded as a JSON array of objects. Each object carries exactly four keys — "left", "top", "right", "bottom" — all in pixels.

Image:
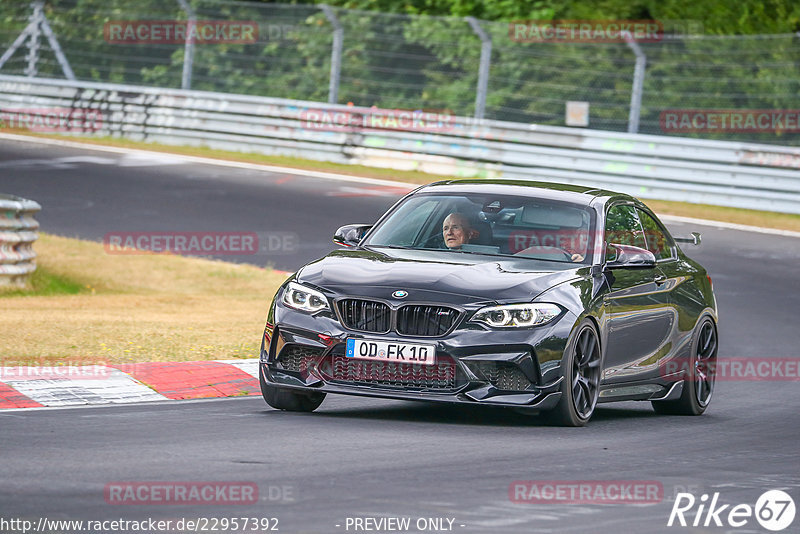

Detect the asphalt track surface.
[{"left": 1, "top": 137, "right": 799, "bottom": 533}]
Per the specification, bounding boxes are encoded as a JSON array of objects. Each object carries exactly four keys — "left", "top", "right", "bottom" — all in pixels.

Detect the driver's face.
[{"left": 442, "top": 214, "right": 473, "bottom": 249}]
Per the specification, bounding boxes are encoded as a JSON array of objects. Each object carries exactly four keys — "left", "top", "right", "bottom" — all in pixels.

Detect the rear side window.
[
  {"left": 638, "top": 209, "right": 675, "bottom": 260},
  {"left": 605, "top": 204, "right": 646, "bottom": 253}
]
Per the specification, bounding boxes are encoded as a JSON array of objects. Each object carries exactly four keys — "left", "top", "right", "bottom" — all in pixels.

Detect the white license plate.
[{"left": 345, "top": 338, "right": 436, "bottom": 366}]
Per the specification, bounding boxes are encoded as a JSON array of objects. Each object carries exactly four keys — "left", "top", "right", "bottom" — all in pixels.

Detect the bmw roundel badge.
[{"left": 392, "top": 290, "right": 408, "bottom": 299}]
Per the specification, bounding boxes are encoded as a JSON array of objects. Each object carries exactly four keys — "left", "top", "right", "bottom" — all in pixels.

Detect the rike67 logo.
[{"left": 668, "top": 490, "right": 795, "bottom": 531}]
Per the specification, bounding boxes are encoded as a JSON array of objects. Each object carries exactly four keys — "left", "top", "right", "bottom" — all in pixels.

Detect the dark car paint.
[
  {"left": 297, "top": 249, "right": 584, "bottom": 303},
  {"left": 261, "top": 180, "right": 717, "bottom": 410}
]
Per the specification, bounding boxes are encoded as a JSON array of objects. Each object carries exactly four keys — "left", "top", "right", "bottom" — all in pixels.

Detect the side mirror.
[
  {"left": 674, "top": 232, "right": 701, "bottom": 246},
  {"left": 333, "top": 224, "right": 372, "bottom": 247},
  {"left": 605, "top": 243, "right": 656, "bottom": 269}
]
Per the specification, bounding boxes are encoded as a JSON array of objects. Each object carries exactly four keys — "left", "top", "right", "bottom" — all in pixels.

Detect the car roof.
[{"left": 418, "top": 179, "right": 631, "bottom": 207}]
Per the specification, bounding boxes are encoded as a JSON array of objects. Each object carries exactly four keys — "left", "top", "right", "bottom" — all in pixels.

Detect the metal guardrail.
[
  {"left": 1, "top": 74, "right": 800, "bottom": 213},
  {"left": 0, "top": 193, "right": 40, "bottom": 286}
]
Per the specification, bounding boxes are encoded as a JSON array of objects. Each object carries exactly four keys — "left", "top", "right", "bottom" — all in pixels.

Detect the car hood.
[{"left": 296, "top": 248, "right": 584, "bottom": 303}]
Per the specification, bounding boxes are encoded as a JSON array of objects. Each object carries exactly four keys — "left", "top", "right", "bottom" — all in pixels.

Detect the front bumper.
[{"left": 260, "top": 303, "right": 576, "bottom": 411}]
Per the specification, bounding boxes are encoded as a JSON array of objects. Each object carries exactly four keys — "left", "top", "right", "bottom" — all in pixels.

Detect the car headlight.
[
  {"left": 282, "top": 282, "right": 330, "bottom": 313},
  {"left": 471, "top": 303, "right": 561, "bottom": 328}
]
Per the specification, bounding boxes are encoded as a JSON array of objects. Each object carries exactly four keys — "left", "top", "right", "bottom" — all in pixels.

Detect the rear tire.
[
  {"left": 259, "top": 365, "right": 325, "bottom": 412},
  {"left": 652, "top": 317, "right": 717, "bottom": 416},
  {"left": 543, "top": 319, "right": 602, "bottom": 427}
]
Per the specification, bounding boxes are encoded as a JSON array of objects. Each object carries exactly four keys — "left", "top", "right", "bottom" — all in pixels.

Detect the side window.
[
  {"left": 605, "top": 204, "right": 646, "bottom": 260},
  {"left": 368, "top": 198, "right": 438, "bottom": 246},
  {"left": 400, "top": 200, "right": 439, "bottom": 246},
  {"left": 638, "top": 209, "right": 675, "bottom": 261}
]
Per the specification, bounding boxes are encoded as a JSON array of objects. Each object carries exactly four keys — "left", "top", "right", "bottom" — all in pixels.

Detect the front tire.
[
  {"left": 259, "top": 365, "right": 325, "bottom": 412},
  {"left": 544, "top": 319, "right": 602, "bottom": 427},
  {"left": 652, "top": 317, "right": 717, "bottom": 416}
]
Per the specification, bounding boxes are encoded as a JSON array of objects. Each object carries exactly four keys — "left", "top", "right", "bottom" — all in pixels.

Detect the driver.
[{"left": 442, "top": 212, "right": 479, "bottom": 249}]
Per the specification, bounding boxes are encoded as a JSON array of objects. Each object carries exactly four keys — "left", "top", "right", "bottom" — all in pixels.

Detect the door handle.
[{"left": 654, "top": 275, "right": 667, "bottom": 285}]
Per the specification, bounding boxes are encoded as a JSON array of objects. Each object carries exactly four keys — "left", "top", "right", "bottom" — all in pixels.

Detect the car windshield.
[{"left": 364, "top": 193, "right": 596, "bottom": 264}]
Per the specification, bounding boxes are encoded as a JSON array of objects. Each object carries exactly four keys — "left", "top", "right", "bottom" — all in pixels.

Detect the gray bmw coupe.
[{"left": 259, "top": 180, "right": 718, "bottom": 426}]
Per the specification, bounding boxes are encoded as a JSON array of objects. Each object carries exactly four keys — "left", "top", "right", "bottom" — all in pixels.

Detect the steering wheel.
[{"left": 419, "top": 233, "right": 445, "bottom": 249}]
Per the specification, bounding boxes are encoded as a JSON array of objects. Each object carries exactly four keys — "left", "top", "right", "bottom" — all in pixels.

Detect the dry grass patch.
[
  {"left": 644, "top": 199, "right": 800, "bottom": 233},
  {"left": 0, "top": 234, "right": 289, "bottom": 365}
]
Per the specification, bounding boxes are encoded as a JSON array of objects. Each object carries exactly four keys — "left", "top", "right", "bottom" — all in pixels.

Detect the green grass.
[{"left": 0, "top": 266, "right": 88, "bottom": 297}]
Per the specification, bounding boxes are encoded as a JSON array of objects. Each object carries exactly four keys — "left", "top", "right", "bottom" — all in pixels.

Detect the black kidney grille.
[
  {"left": 338, "top": 299, "right": 391, "bottom": 333},
  {"left": 396, "top": 305, "right": 459, "bottom": 336},
  {"left": 337, "top": 300, "right": 460, "bottom": 337}
]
